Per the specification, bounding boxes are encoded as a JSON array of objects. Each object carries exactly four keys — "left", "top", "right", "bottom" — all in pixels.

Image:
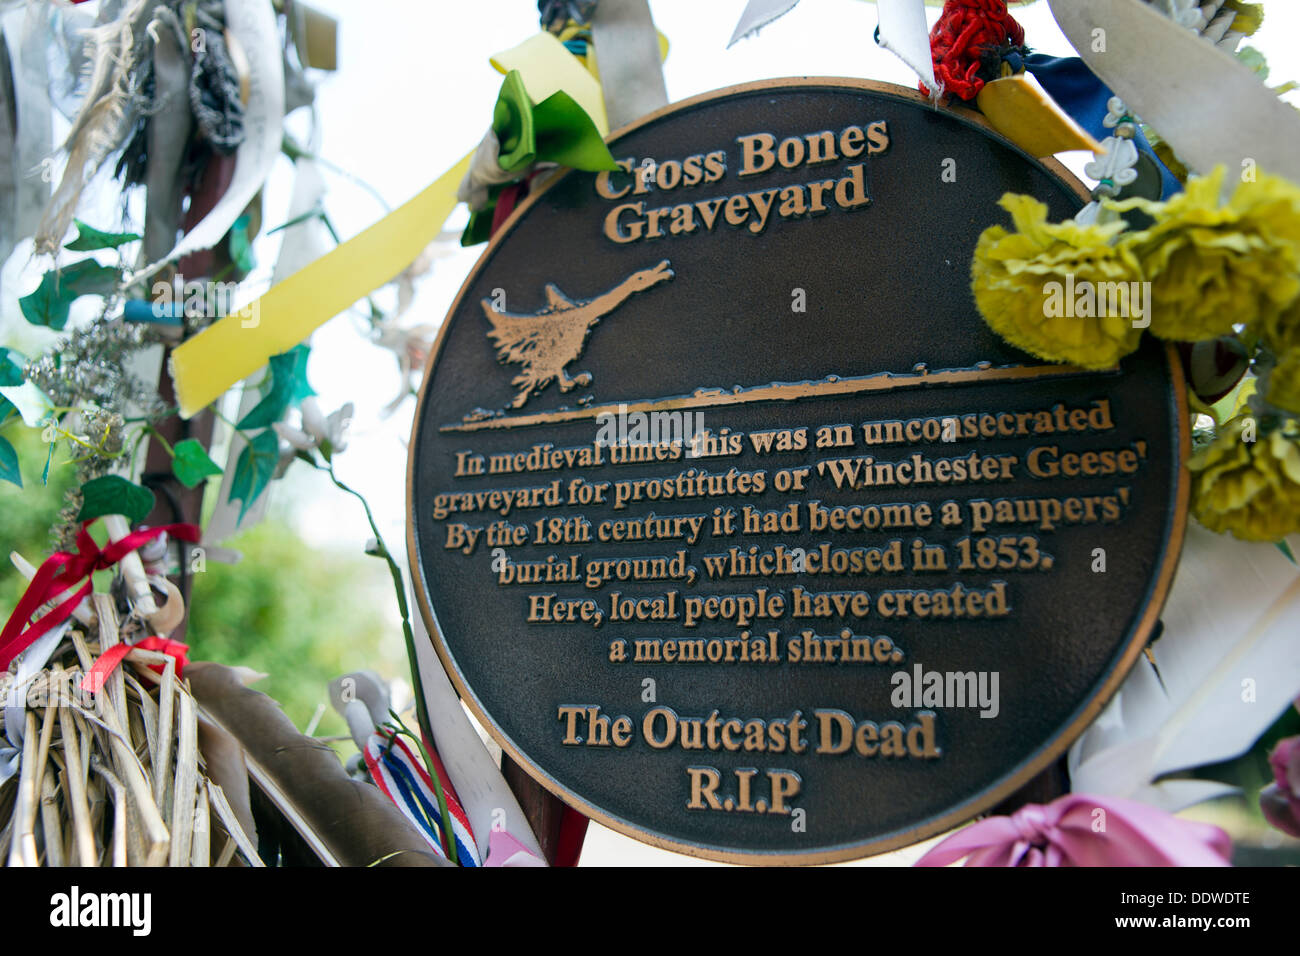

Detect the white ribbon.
[
  {"left": 0, "top": 620, "right": 71, "bottom": 784},
  {"left": 136, "top": 0, "right": 284, "bottom": 276},
  {"left": 409, "top": 580, "right": 546, "bottom": 862},
  {"left": 1048, "top": 0, "right": 1300, "bottom": 182},
  {"left": 727, "top": 0, "right": 801, "bottom": 48},
  {"left": 590, "top": 0, "right": 669, "bottom": 131},
  {"left": 0, "top": 5, "right": 53, "bottom": 277},
  {"left": 876, "top": 0, "right": 936, "bottom": 91}
]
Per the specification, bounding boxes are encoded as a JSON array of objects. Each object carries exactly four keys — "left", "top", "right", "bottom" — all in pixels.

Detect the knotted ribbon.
[
  {"left": 79, "top": 635, "right": 191, "bottom": 693},
  {"left": 915, "top": 793, "right": 1232, "bottom": 867},
  {"left": 363, "top": 729, "right": 482, "bottom": 866},
  {"left": 459, "top": 68, "right": 618, "bottom": 245},
  {"left": 0, "top": 520, "right": 200, "bottom": 673}
]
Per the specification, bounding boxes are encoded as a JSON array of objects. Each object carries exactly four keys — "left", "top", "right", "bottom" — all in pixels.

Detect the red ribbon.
[
  {"left": 0, "top": 521, "right": 200, "bottom": 673},
  {"left": 80, "top": 636, "right": 190, "bottom": 693}
]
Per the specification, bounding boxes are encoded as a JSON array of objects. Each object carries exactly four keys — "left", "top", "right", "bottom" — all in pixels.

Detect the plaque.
[{"left": 407, "top": 79, "right": 1188, "bottom": 863}]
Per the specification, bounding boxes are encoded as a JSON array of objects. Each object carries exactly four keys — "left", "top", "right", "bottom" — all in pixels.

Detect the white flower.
[{"left": 272, "top": 397, "right": 353, "bottom": 455}]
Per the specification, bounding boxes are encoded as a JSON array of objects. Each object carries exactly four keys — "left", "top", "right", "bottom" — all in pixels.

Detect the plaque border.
[{"left": 406, "top": 78, "right": 1191, "bottom": 865}]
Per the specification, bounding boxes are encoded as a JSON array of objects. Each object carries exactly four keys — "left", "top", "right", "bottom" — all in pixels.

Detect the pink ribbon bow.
[{"left": 915, "top": 793, "right": 1232, "bottom": 867}]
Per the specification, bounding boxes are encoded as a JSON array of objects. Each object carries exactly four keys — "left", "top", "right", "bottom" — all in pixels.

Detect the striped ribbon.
[{"left": 362, "top": 730, "right": 480, "bottom": 866}]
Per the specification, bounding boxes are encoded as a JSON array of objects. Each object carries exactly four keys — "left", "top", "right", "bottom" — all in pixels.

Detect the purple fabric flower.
[{"left": 1260, "top": 735, "right": 1300, "bottom": 839}]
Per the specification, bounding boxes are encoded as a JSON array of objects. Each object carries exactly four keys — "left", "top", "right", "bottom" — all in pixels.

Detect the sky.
[{"left": 249, "top": 0, "right": 1300, "bottom": 866}]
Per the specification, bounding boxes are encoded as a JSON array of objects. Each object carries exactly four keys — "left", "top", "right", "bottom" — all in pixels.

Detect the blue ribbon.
[{"left": 1024, "top": 54, "right": 1182, "bottom": 199}]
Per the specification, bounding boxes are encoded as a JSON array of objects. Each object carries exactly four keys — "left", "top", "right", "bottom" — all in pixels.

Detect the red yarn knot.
[{"left": 923, "top": 0, "right": 1026, "bottom": 101}]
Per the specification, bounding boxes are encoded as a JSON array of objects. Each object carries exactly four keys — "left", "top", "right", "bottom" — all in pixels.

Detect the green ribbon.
[{"left": 463, "top": 70, "right": 619, "bottom": 245}]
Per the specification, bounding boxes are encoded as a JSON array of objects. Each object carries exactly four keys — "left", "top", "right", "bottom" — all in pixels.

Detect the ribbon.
[
  {"left": 362, "top": 729, "right": 481, "bottom": 866},
  {"left": 169, "top": 29, "right": 610, "bottom": 418},
  {"left": 145, "top": 0, "right": 284, "bottom": 270},
  {"left": 0, "top": 520, "right": 200, "bottom": 673},
  {"left": 875, "top": 0, "right": 937, "bottom": 91},
  {"left": 484, "top": 828, "right": 546, "bottom": 867},
  {"left": 408, "top": 589, "right": 546, "bottom": 862},
  {"left": 1046, "top": 0, "right": 1300, "bottom": 184},
  {"left": 1022, "top": 53, "right": 1180, "bottom": 198},
  {"left": 461, "top": 69, "right": 618, "bottom": 245},
  {"left": 915, "top": 793, "right": 1232, "bottom": 866},
  {"left": 490, "top": 31, "right": 608, "bottom": 135},
  {"left": 0, "top": 619, "right": 70, "bottom": 785},
  {"left": 975, "top": 70, "right": 1101, "bottom": 158},
  {"left": 589, "top": 0, "right": 669, "bottom": 131},
  {"left": 79, "top": 635, "right": 190, "bottom": 693},
  {"left": 167, "top": 149, "right": 471, "bottom": 418}
]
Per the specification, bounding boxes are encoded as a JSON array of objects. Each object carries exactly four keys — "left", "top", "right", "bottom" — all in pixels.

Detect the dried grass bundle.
[{"left": 0, "top": 596, "right": 260, "bottom": 867}]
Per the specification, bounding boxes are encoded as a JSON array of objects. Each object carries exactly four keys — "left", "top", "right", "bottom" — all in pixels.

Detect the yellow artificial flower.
[
  {"left": 1259, "top": 288, "right": 1300, "bottom": 357},
  {"left": 1116, "top": 167, "right": 1300, "bottom": 342},
  {"left": 971, "top": 193, "right": 1143, "bottom": 369},
  {"left": 1189, "top": 413, "right": 1300, "bottom": 541},
  {"left": 1265, "top": 347, "right": 1300, "bottom": 416}
]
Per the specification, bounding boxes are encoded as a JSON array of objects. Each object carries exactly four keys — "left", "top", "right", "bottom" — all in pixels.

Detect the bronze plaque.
[{"left": 407, "top": 80, "right": 1188, "bottom": 863}]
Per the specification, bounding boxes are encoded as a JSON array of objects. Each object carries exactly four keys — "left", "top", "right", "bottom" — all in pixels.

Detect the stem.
[
  {"left": 315, "top": 460, "right": 452, "bottom": 858},
  {"left": 125, "top": 406, "right": 179, "bottom": 424},
  {"left": 282, "top": 136, "right": 393, "bottom": 213},
  {"left": 207, "top": 403, "right": 254, "bottom": 444},
  {"left": 143, "top": 424, "right": 174, "bottom": 458},
  {"left": 386, "top": 712, "right": 458, "bottom": 865}
]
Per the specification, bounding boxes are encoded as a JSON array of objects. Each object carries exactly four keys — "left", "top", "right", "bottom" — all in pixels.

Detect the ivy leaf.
[
  {"left": 0, "top": 348, "right": 25, "bottom": 387},
  {"left": 77, "top": 474, "right": 155, "bottom": 523},
  {"left": 228, "top": 429, "right": 280, "bottom": 522},
  {"left": 281, "top": 343, "right": 316, "bottom": 405},
  {"left": 18, "top": 260, "right": 122, "bottom": 330},
  {"left": 64, "top": 220, "right": 142, "bottom": 252},
  {"left": 41, "top": 439, "right": 54, "bottom": 486},
  {"left": 228, "top": 213, "right": 257, "bottom": 273},
  {"left": 171, "top": 438, "right": 222, "bottom": 488},
  {"left": 236, "top": 345, "right": 316, "bottom": 429},
  {"left": 0, "top": 435, "right": 21, "bottom": 488}
]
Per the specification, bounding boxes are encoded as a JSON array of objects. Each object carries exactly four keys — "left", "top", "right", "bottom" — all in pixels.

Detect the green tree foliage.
[
  {"left": 0, "top": 426, "right": 78, "bottom": 611},
  {"left": 188, "top": 520, "right": 406, "bottom": 736}
]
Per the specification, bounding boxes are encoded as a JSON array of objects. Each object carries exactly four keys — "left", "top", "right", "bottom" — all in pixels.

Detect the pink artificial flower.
[
  {"left": 915, "top": 793, "right": 1232, "bottom": 867},
  {"left": 1260, "top": 735, "right": 1300, "bottom": 839}
]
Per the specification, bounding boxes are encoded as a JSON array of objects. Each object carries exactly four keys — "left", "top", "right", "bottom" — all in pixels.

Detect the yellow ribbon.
[
  {"left": 491, "top": 31, "right": 610, "bottom": 135},
  {"left": 171, "top": 31, "right": 600, "bottom": 419},
  {"left": 976, "top": 68, "right": 1101, "bottom": 159}
]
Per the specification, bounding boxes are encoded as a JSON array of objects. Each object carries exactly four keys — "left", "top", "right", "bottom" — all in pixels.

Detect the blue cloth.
[
  {"left": 123, "top": 299, "right": 183, "bottom": 325},
  {"left": 1024, "top": 53, "right": 1182, "bottom": 199}
]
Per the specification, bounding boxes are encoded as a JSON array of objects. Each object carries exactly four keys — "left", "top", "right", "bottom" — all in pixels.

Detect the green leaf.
[
  {"left": 0, "top": 348, "right": 24, "bottom": 387},
  {"left": 229, "top": 214, "right": 257, "bottom": 273},
  {"left": 77, "top": 474, "right": 155, "bottom": 524},
  {"left": 0, "top": 435, "right": 21, "bottom": 488},
  {"left": 0, "top": 396, "right": 15, "bottom": 424},
  {"left": 228, "top": 429, "right": 280, "bottom": 522},
  {"left": 236, "top": 345, "right": 315, "bottom": 429},
  {"left": 64, "top": 220, "right": 142, "bottom": 252},
  {"left": 172, "top": 438, "right": 222, "bottom": 488},
  {"left": 41, "top": 439, "right": 54, "bottom": 486},
  {"left": 18, "top": 260, "right": 122, "bottom": 330}
]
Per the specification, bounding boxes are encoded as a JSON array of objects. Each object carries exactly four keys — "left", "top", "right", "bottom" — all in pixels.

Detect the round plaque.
[{"left": 408, "top": 79, "right": 1188, "bottom": 864}]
